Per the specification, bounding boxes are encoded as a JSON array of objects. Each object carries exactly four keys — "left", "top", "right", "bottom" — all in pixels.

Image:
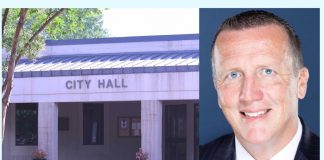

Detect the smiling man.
[{"left": 200, "top": 10, "right": 319, "bottom": 160}]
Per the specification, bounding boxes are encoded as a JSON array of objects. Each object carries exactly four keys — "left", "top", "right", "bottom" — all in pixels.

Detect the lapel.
[
  {"left": 200, "top": 133, "right": 236, "bottom": 160},
  {"left": 294, "top": 118, "right": 319, "bottom": 160},
  {"left": 221, "top": 133, "right": 236, "bottom": 160}
]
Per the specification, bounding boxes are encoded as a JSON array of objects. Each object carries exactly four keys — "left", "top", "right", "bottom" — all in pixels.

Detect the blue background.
[{"left": 199, "top": 8, "right": 320, "bottom": 145}]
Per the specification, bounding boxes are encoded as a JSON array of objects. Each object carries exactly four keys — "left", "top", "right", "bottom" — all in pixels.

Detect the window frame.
[{"left": 15, "top": 103, "right": 38, "bottom": 146}]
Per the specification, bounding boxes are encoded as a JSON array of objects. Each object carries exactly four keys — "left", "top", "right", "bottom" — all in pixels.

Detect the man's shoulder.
[{"left": 200, "top": 133, "right": 235, "bottom": 160}]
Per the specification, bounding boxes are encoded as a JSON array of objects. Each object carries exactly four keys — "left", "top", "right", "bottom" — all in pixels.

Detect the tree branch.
[
  {"left": 15, "top": 53, "right": 22, "bottom": 66},
  {"left": 2, "top": 8, "right": 10, "bottom": 92},
  {"left": 2, "top": 8, "right": 28, "bottom": 138},
  {"left": 3, "top": 8, "right": 28, "bottom": 96},
  {"left": 13, "top": 9, "right": 65, "bottom": 73},
  {"left": 2, "top": 8, "right": 9, "bottom": 36},
  {"left": 22, "top": 8, "right": 65, "bottom": 51}
]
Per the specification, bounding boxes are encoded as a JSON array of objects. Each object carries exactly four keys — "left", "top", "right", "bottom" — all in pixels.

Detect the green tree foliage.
[
  {"left": 2, "top": 8, "right": 108, "bottom": 59},
  {"left": 2, "top": 8, "right": 108, "bottom": 138},
  {"left": 45, "top": 8, "right": 108, "bottom": 40}
]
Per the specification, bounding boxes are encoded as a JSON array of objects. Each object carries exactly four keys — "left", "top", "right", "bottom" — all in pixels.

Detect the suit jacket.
[{"left": 200, "top": 118, "right": 319, "bottom": 160}]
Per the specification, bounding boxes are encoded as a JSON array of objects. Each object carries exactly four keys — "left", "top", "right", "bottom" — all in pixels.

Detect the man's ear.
[{"left": 297, "top": 67, "right": 309, "bottom": 99}]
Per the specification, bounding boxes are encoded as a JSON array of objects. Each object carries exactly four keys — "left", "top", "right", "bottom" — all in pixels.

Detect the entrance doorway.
[{"left": 164, "top": 104, "right": 187, "bottom": 160}]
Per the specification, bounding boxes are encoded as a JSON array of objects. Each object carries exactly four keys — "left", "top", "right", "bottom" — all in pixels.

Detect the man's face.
[{"left": 213, "top": 24, "right": 309, "bottom": 145}]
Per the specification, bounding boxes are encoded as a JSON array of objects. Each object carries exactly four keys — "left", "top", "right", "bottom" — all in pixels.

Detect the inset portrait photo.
[{"left": 199, "top": 8, "right": 319, "bottom": 160}]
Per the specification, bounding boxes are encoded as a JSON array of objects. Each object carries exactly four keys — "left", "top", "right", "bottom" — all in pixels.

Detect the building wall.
[
  {"left": 58, "top": 102, "right": 141, "bottom": 160},
  {"left": 44, "top": 38, "right": 198, "bottom": 56},
  {"left": 11, "top": 72, "right": 199, "bottom": 103}
]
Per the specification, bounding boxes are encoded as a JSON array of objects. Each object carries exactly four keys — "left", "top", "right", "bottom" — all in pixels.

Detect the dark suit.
[{"left": 200, "top": 118, "right": 319, "bottom": 160}]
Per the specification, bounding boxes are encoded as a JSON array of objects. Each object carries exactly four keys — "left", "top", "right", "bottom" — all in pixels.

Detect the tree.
[
  {"left": 45, "top": 8, "right": 108, "bottom": 40},
  {"left": 2, "top": 8, "right": 108, "bottom": 138}
]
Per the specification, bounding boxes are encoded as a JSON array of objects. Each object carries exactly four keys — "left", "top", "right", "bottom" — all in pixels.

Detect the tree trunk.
[
  {"left": 2, "top": 8, "right": 9, "bottom": 36},
  {"left": 2, "top": 8, "right": 66, "bottom": 139},
  {"left": 2, "top": 8, "right": 28, "bottom": 138}
]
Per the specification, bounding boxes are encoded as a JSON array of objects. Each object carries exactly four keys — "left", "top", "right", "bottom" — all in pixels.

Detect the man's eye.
[
  {"left": 262, "top": 68, "right": 275, "bottom": 76},
  {"left": 228, "top": 71, "right": 241, "bottom": 79}
]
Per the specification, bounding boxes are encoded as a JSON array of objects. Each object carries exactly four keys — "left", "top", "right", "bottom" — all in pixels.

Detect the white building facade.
[{"left": 3, "top": 34, "right": 199, "bottom": 160}]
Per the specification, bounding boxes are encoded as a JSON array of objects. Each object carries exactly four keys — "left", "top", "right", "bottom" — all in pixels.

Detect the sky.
[{"left": 103, "top": 8, "right": 199, "bottom": 37}]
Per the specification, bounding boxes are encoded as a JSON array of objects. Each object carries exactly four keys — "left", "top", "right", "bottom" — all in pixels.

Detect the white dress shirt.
[{"left": 235, "top": 118, "right": 302, "bottom": 160}]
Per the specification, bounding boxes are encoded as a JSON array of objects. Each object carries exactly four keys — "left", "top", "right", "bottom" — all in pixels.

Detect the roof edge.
[
  {"left": 13, "top": 66, "right": 199, "bottom": 78},
  {"left": 46, "top": 34, "right": 199, "bottom": 46}
]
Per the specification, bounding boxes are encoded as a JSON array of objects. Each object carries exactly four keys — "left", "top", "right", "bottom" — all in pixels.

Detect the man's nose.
[{"left": 239, "top": 76, "right": 263, "bottom": 104}]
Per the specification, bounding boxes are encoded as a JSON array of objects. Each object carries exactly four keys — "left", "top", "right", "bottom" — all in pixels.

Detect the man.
[{"left": 200, "top": 10, "right": 319, "bottom": 160}]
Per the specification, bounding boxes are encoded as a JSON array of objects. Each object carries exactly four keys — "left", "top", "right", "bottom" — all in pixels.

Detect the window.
[
  {"left": 16, "top": 103, "right": 38, "bottom": 146},
  {"left": 83, "top": 103, "right": 104, "bottom": 145}
]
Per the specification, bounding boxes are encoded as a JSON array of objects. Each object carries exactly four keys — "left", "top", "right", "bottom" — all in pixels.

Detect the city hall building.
[{"left": 3, "top": 34, "right": 199, "bottom": 160}]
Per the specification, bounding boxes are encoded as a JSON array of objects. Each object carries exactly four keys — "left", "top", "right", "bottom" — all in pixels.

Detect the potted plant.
[
  {"left": 136, "top": 148, "right": 149, "bottom": 160},
  {"left": 31, "top": 149, "right": 47, "bottom": 160}
]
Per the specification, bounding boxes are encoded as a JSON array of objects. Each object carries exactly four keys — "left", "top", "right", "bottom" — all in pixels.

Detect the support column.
[
  {"left": 38, "top": 102, "right": 58, "bottom": 160},
  {"left": 141, "top": 100, "right": 163, "bottom": 160}
]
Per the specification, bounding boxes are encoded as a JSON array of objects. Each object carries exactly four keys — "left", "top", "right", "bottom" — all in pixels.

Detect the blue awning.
[{"left": 14, "top": 50, "right": 199, "bottom": 78}]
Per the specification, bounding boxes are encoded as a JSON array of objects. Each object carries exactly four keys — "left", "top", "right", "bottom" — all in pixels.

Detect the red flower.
[
  {"left": 31, "top": 149, "right": 47, "bottom": 160},
  {"left": 135, "top": 148, "right": 149, "bottom": 160}
]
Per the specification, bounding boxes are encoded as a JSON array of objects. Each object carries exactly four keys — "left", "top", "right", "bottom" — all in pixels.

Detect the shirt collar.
[{"left": 235, "top": 118, "right": 302, "bottom": 160}]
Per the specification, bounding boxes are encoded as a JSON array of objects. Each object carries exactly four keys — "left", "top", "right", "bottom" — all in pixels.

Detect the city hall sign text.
[{"left": 65, "top": 79, "right": 128, "bottom": 89}]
